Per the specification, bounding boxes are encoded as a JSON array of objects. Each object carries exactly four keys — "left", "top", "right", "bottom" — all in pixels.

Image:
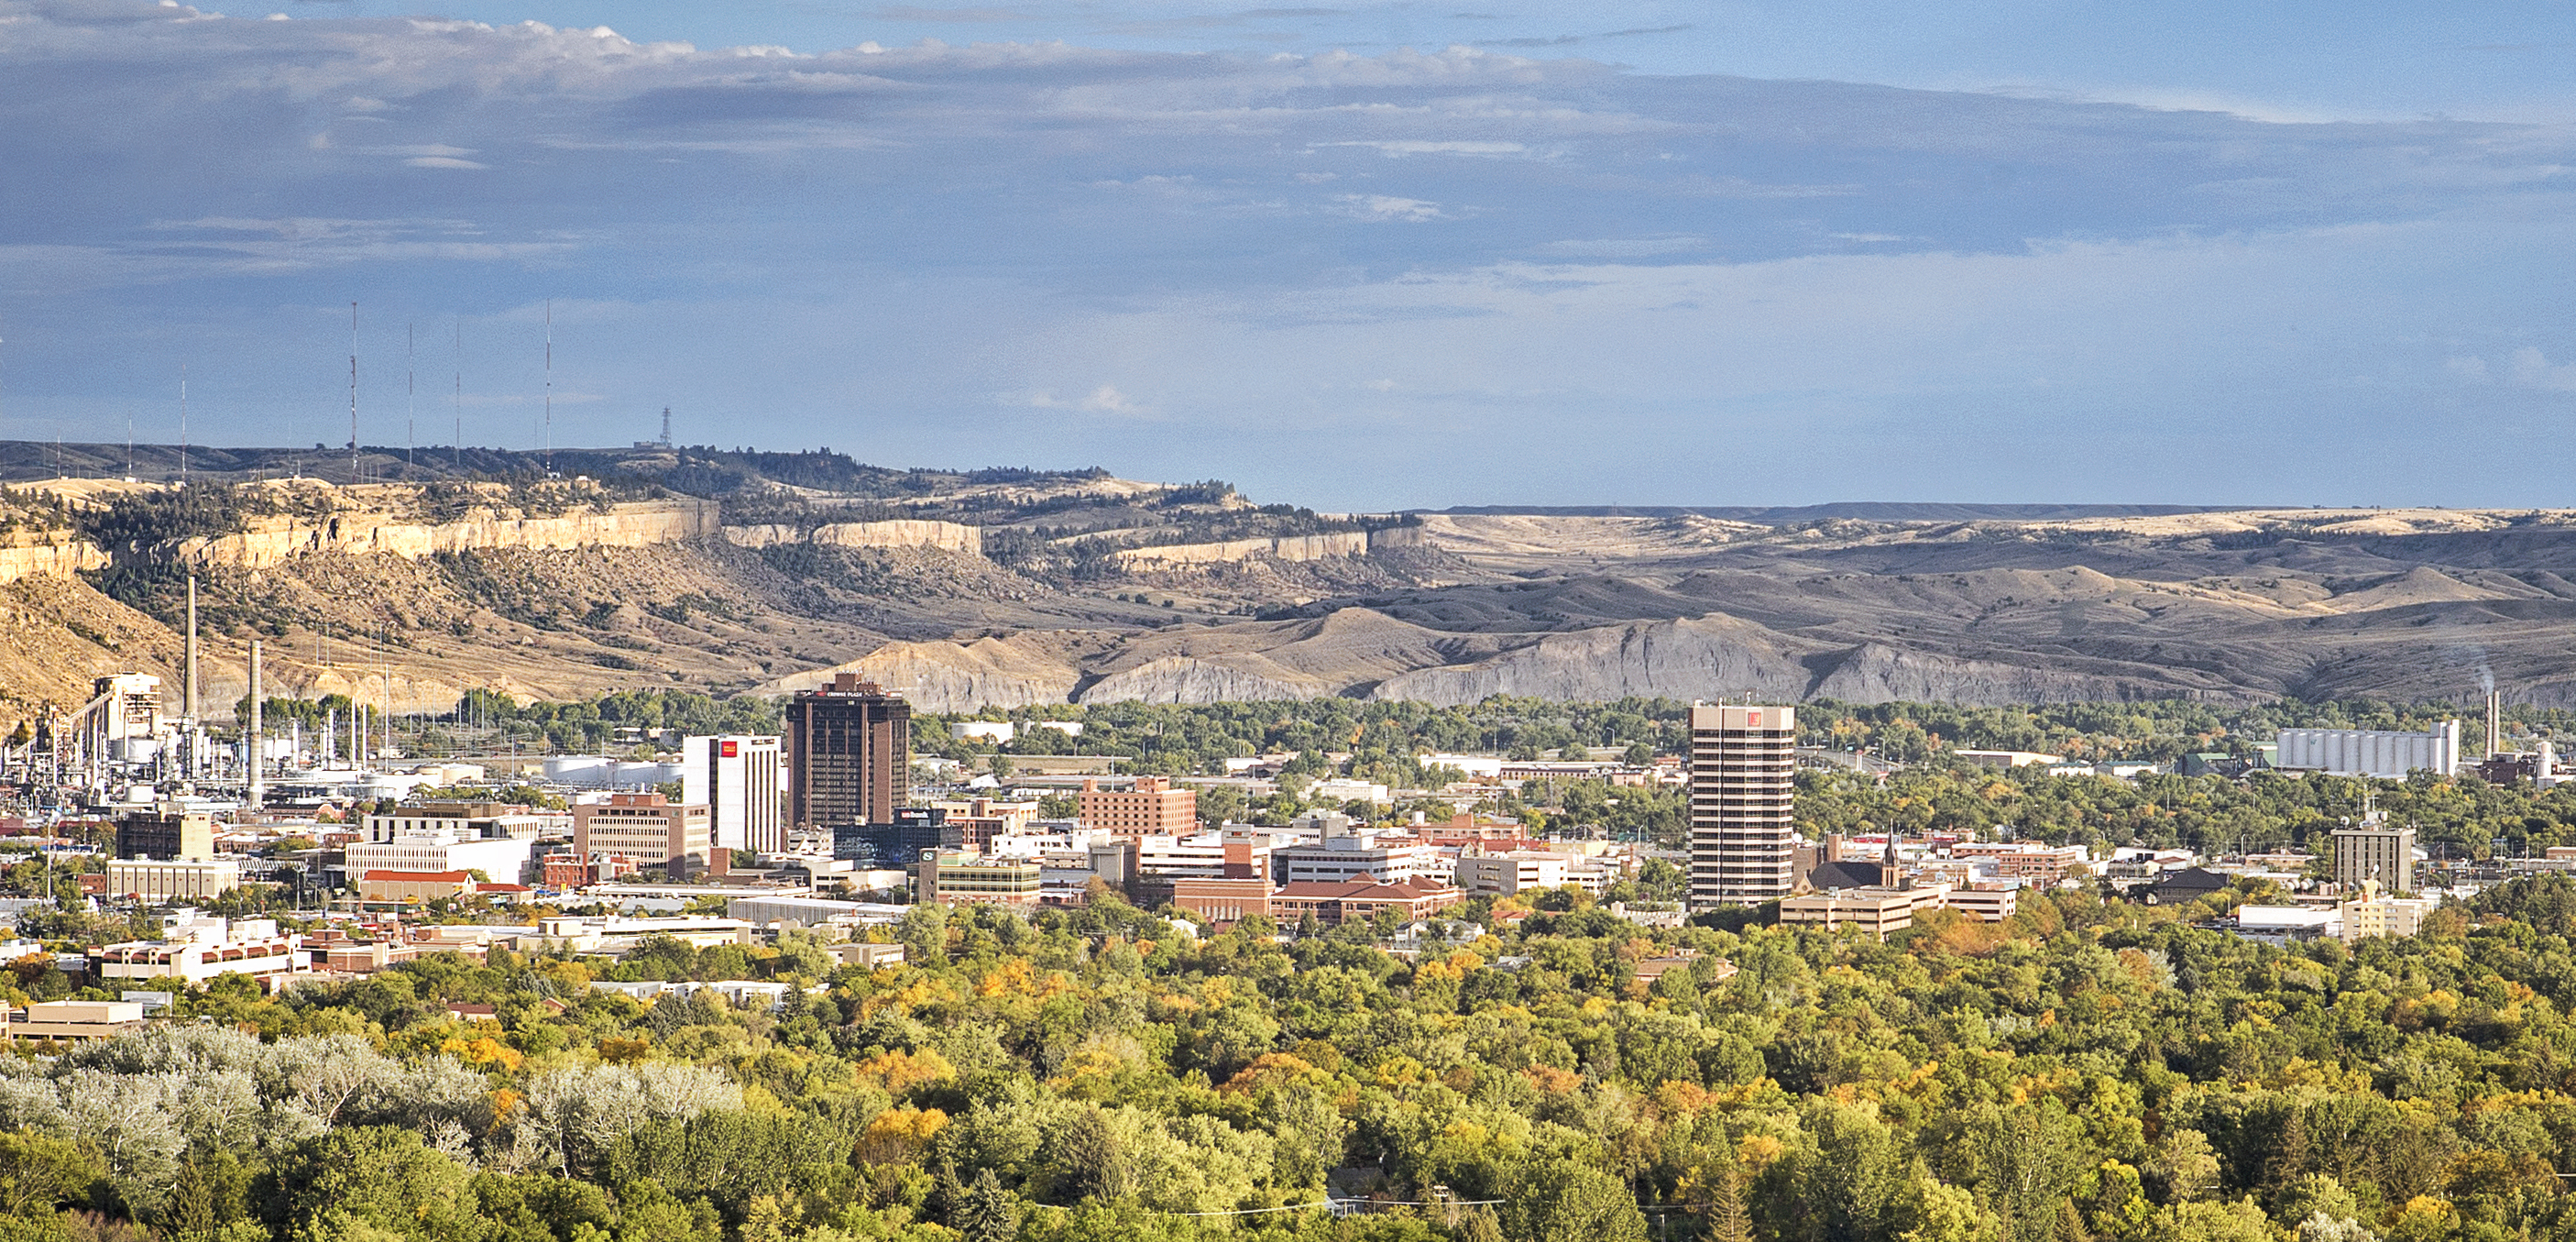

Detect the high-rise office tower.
[
  {"left": 1688, "top": 704, "right": 1797, "bottom": 907},
  {"left": 786, "top": 675, "right": 911, "bottom": 829},
  {"left": 685, "top": 734, "right": 784, "bottom": 853},
  {"left": 2330, "top": 822, "right": 2415, "bottom": 895}
]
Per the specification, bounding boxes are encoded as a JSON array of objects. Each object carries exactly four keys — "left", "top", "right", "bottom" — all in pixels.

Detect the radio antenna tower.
[
  {"left": 348, "top": 302, "right": 359, "bottom": 484},
  {"left": 661, "top": 405, "right": 672, "bottom": 448},
  {"left": 453, "top": 317, "right": 464, "bottom": 473},
  {"left": 406, "top": 321, "right": 415, "bottom": 474},
  {"left": 543, "top": 299, "right": 553, "bottom": 475}
]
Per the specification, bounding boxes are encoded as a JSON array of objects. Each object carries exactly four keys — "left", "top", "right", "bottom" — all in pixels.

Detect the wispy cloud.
[
  {"left": 869, "top": 6, "right": 1036, "bottom": 21},
  {"left": 1312, "top": 139, "right": 1529, "bottom": 157},
  {"left": 1330, "top": 194, "right": 1448, "bottom": 221}
]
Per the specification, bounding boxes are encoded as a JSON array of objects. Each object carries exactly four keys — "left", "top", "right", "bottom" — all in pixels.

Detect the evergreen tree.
[{"left": 952, "top": 1169, "right": 1020, "bottom": 1242}]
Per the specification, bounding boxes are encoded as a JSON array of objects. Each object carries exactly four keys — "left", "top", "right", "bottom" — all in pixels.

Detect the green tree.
[
  {"left": 952, "top": 1168, "right": 1020, "bottom": 1242},
  {"left": 1505, "top": 1158, "right": 1647, "bottom": 1242}
]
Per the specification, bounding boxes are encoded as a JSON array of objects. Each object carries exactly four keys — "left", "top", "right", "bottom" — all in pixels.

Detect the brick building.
[
  {"left": 573, "top": 793, "right": 716, "bottom": 877},
  {"left": 1075, "top": 776, "right": 1198, "bottom": 840}
]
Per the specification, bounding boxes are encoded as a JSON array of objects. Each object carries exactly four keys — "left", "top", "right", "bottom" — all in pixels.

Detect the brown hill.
[{"left": 7, "top": 461, "right": 2573, "bottom": 715}]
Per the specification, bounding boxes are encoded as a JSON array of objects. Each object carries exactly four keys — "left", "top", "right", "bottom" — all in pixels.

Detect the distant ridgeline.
[
  {"left": 0, "top": 438, "right": 1114, "bottom": 498},
  {"left": 1423, "top": 501, "right": 2264, "bottom": 524}
]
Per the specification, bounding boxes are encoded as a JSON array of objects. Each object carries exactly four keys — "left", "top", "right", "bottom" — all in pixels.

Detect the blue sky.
[{"left": 1, "top": 0, "right": 2572, "bottom": 510}]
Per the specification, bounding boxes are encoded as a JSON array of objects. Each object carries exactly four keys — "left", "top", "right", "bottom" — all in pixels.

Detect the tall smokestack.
[
  {"left": 2489, "top": 689, "right": 2502, "bottom": 760},
  {"left": 184, "top": 575, "right": 198, "bottom": 721},
  {"left": 247, "top": 640, "right": 263, "bottom": 809}
]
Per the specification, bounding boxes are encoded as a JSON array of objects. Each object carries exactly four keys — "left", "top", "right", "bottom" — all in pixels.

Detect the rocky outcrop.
[
  {"left": 1076, "top": 655, "right": 1330, "bottom": 704},
  {"left": 722, "top": 520, "right": 983, "bottom": 555},
  {"left": 1108, "top": 532, "right": 1369, "bottom": 567},
  {"left": 0, "top": 540, "right": 108, "bottom": 584},
  {"left": 159, "top": 500, "right": 720, "bottom": 569},
  {"left": 1800, "top": 643, "right": 2217, "bottom": 705},
  {"left": 1369, "top": 615, "right": 1817, "bottom": 706},
  {"left": 754, "top": 636, "right": 1090, "bottom": 712}
]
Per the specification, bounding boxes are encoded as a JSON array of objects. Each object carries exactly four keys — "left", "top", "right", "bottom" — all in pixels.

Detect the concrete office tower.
[
  {"left": 2331, "top": 822, "right": 2415, "bottom": 894},
  {"left": 685, "top": 734, "right": 783, "bottom": 853},
  {"left": 1688, "top": 704, "right": 1798, "bottom": 907},
  {"left": 786, "top": 674, "right": 911, "bottom": 829}
]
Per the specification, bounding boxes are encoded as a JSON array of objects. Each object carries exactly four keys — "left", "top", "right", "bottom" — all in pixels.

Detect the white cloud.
[
  {"left": 1023, "top": 385, "right": 1148, "bottom": 415},
  {"left": 404, "top": 155, "right": 490, "bottom": 170},
  {"left": 2509, "top": 346, "right": 2576, "bottom": 391},
  {"left": 1313, "top": 139, "right": 1529, "bottom": 157},
  {"left": 1535, "top": 236, "right": 1706, "bottom": 258},
  {"left": 1331, "top": 194, "right": 1447, "bottom": 221}
]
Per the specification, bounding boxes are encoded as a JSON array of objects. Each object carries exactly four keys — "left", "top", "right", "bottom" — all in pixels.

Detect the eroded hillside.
[{"left": 2, "top": 445, "right": 2567, "bottom": 716}]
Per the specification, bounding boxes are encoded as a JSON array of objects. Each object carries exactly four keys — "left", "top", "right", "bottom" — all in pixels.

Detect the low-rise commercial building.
[
  {"left": 102, "top": 858, "right": 241, "bottom": 902},
  {"left": 2341, "top": 893, "right": 2441, "bottom": 941},
  {"left": 919, "top": 852, "right": 1042, "bottom": 907},
  {"left": 89, "top": 918, "right": 300, "bottom": 988},
  {"left": 362, "top": 802, "right": 567, "bottom": 843},
  {"left": 1170, "top": 876, "right": 1276, "bottom": 923},
  {"left": 1275, "top": 829, "right": 1443, "bottom": 886},
  {"left": 542, "top": 852, "right": 639, "bottom": 888},
  {"left": 9, "top": 1001, "right": 149, "bottom": 1042},
  {"left": 1269, "top": 875, "right": 1464, "bottom": 927},
  {"left": 345, "top": 833, "right": 535, "bottom": 885},
  {"left": 356, "top": 870, "right": 475, "bottom": 905},
  {"left": 1779, "top": 885, "right": 1949, "bottom": 939},
  {"left": 1944, "top": 887, "right": 2019, "bottom": 923}
]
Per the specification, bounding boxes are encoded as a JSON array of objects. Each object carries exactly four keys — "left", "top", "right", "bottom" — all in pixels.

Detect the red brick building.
[
  {"left": 1076, "top": 776, "right": 1198, "bottom": 841},
  {"left": 1268, "top": 875, "right": 1464, "bottom": 927}
]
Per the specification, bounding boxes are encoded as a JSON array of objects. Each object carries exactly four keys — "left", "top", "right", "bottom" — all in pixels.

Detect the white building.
[
  {"left": 89, "top": 918, "right": 300, "bottom": 988},
  {"left": 1274, "top": 828, "right": 1443, "bottom": 885},
  {"left": 2234, "top": 906, "right": 2342, "bottom": 943},
  {"left": 948, "top": 721, "right": 1015, "bottom": 743},
  {"left": 2275, "top": 722, "right": 2461, "bottom": 778},
  {"left": 2341, "top": 893, "right": 2441, "bottom": 941},
  {"left": 1309, "top": 777, "right": 1394, "bottom": 806},
  {"left": 1455, "top": 851, "right": 1571, "bottom": 896},
  {"left": 362, "top": 806, "right": 567, "bottom": 843},
  {"left": 541, "top": 755, "right": 685, "bottom": 789},
  {"left": 345, "top": 833, "right": 533, "bottom": 884},
  {"left": 684, "top": 735, "right": 784, "bottom": 854}
]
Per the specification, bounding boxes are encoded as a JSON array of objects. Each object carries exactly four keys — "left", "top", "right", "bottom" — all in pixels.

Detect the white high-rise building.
[
  {"left": 684, "top": 735, "right": 784, "bottom": 853},
  {"left": 1689, "top": 704, "right": 1797, "bottom": 907}
]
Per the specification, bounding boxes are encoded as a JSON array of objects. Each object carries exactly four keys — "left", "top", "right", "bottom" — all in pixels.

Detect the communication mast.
[
  {"left": 543, "top": 299, "right": 553, "bottom": 475},
  {"left": 454, "top": 317, "right": 464, "bottom": 473},
  {"left": 348, "top": 302, "right": 359, "bottom": 483},
  {"left": 406, "top": 321, "right": 415, "bottom": 473}
]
